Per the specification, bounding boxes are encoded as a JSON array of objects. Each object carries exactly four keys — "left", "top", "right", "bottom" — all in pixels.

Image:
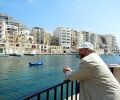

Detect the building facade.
[{"left": 54, "top": 27, "right": 71, "bottom": 53}]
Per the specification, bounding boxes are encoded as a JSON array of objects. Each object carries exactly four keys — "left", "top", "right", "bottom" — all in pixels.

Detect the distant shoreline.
[{"left": 0, "top": 53, "right": 119, "bottom": 57}]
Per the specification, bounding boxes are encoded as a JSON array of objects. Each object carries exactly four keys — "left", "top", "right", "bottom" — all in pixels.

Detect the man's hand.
[{"left": 63, "top": 66, "right": 72, "bottom": 73}]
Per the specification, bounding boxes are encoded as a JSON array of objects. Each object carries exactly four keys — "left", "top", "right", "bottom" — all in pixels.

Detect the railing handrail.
[{"left": 23, "top": 80, "right": 71, "bottom": 100}]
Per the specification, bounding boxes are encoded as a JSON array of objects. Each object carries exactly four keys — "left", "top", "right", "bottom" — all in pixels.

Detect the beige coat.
[{"left": 68, "top": 53, "right": 120, "bottom": 100}]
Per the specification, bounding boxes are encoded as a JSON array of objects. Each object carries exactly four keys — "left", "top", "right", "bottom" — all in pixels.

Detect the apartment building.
[
  {"left": 103, "top": 34, "right": 117, "bottom": 53},
  {"left": 50, "top": 35, "right": 59, "bottom": 46},
  {"left": 71, "top": 30, "right": 83, "bottom": 52},
  {"left": 0, "top": 19, "right": 6, "bottom": 39},
  {"left": 82, "top": 31, "right": 91, "bottom": 42},
  {"left": 0, "top": 19, "right": 6, "bottom": 53},
  {"left": 90, "top": 33, "right": 99, "bottom": 49},
  {"left": 5, "top": 25, "right": 18, "bottom": 54},
  {"left": 31, "top": 27, "right": 47, "bottom": 44},
  {"left": 54, "top": 27, "right": 71, "bottom": 53},
  {"left": 0, "top": 13, "right": 13, "bottom": 25},
  {"left": 49, "top": 46, "right": 63, "bottom": 54}
]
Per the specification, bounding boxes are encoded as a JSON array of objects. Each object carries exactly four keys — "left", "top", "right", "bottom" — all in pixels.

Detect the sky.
[{"left": 0, "top": 0, "right": 120, "bottom": 46}]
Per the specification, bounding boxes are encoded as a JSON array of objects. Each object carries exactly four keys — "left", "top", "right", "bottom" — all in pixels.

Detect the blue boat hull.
[{"left": 29, "top": 62, "right": 43, "bottom": 66}]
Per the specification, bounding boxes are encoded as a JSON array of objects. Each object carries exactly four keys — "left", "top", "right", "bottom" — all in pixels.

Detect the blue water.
[{"left": 0, "top": 54, "right": 120, "bottom": 100}]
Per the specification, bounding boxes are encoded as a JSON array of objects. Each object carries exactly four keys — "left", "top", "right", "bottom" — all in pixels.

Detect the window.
[{"left": 16, "top": 44, "right": 19, "bottom": 47}]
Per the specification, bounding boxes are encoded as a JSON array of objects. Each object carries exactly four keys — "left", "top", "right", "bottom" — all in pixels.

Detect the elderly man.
[{"left": 63, "top": 42, "right": 120, "bottom": 100}]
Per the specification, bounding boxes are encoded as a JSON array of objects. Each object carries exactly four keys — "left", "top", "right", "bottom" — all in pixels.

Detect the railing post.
[
  {"left": 60, "top": 84, "right": 63, "bottom": 100},
  {"left": 75, "top": 81, "right": 77, "bottom": 100},
  {"left": 71, "top": 81, "right": 73, "bottom": 100},
  {"left": 66, "top": 81, "right": 69, "bottom": 100},
  {"left": 37, "top": 94, "right": 40, "bottom": 100},
  {"left": 54, "top": 87, "right": 57, "bottom": 100},
  {"left": 46, "top": 90, "right": 49, "bottom": 100}
]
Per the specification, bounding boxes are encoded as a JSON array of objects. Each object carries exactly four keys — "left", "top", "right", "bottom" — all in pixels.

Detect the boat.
[
  {"left": 25, "top": 50, "right": 36, "bottom": 56},
  {"left": 24, "top": 54, "right": 35, "bottom": 56},
  {"left": 9, "top": 53, "right": 21, "bottom": 57},
  {"left": 29, "top": 61, "right": 43, "bottom": 66}
]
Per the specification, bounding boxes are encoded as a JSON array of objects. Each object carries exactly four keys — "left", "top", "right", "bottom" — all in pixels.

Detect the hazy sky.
[{"left": 0, "top": 0, "right": 120, "bottom": 46}]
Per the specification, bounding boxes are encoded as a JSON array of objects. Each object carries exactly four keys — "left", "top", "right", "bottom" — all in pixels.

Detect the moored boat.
[
  {"left": 9, "top": 53, "right": 21, "bottom": 57},
  {"left": 24, "top": 54, "right": 35, "bottom": 56}
]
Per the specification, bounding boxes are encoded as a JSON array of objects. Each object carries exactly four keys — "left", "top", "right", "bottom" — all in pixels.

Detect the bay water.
[{"left": 0, "top": 54, "right": 120, "bottom": 100}]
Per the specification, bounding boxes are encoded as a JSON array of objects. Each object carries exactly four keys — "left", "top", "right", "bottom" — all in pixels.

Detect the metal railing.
[
  {"left": 23, "top": 68, "right": 113, "bottom": 100},
  {"left": 23, "top": 80, "right": 79, "bottom": 100}
]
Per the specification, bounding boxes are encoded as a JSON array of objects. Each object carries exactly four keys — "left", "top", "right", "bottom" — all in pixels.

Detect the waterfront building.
[
  {"left": 71, "top": 30, "right": 83, "bottom": 52},
  {"left": 24, "top": 43, "right": 48, "bottom": 54},
  {"left": 49, "top": 46, "right": 63, "bottom": 54},
  {"left": 95, "top": 48, "right": 104, "bottom": 55},
  {"left": 54, "top": 27, "right": 71, "bottom": 53},
  {"left": 18, "top": 23, "right": 30, "bottom": 35},
  {"left": 103, "top": 34, "right": 117, "bottom": 54},
  {"left": 5, "top": 25, "right": 18, "bottom": 54},
  {"left": 31, "top": 27, "right": 50, "bottom": 53},
  {"left": 25, "top": 34, "right": 34, "bottom": 44},
  {"left": 0, "top": 19, "right": 6, "bottom": 39},
  {"left": 71, "top": 29, "right": 78, "bottom": 48},
  {"left": 23, "top": 42, "right": 40, "bottom": 54},
  {"left": 39, "top": 44, "right": 49, "bottom": 53},
  {"left": 81, "top": 31, "right": 102, "bottom": 49},
  {"left": 97, "top": 35, "right": 104, "bottom": 47},
  {"left": 0, "top": 13, "right": 13, "bottom": 25},
  {"left": 96, "top": 34, "right": 119, "bottom": 54},
  {"left": 15, "top": 42, "right": 25, "bottom": 54},
  {"left": 0, "top": 13, "right": 28, "bottom": 34},
  {"left": 0, "top": 19, "right": 6, "bottom": 53},
  {"left": 77, "top": 31, "right": 83, "bottom": 47},
  {"left": 0, "top": 43, "right": 5, "bottom": 54},
  {"left": 114, "top": 46, "right": 120, "bottom": 54},
  {"left": 0, "top": 13, "right": 30, "bottom": 54},
  {"left": 90, "top": 33, "right": 99, "bottom": 49},
  {"left": 24, "top": 43, "right": 33, "bottom": 54},
  {"left": 44, "top": 32, "right": 51, "bottom": 45},
  {"left": 50, "top": 35, "right": 59, "bottom": 46},
  {"left": 82, "top": 31, "right": 91, "bottom": 43},
  {"left": 31, "top": 27, "right": 47, "bottom": 44},
  {"left": 97, "top": 35, "right": 108, "bottom": 54},
  {"left": 14, "top": 34, "right": 34, "bottom": 54}
]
